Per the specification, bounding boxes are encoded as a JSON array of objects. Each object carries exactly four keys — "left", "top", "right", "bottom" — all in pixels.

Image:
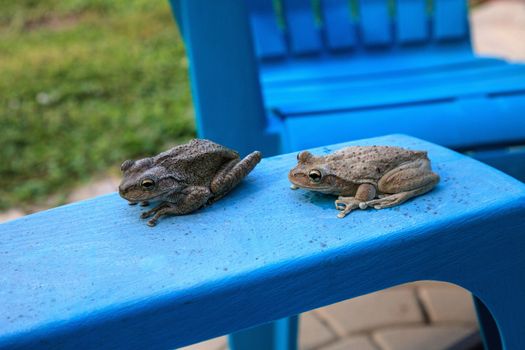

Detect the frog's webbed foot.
[
  {"left": 146, "top": 209, "right": 170, "bottom": 227},
  {"left": 335, "top": 184, "right": 377, "bottom": 218},
  {"left": 140, "top": 203, "right": 174, "bottom": 226},
  {"left": 335, "top": 197, "right": 363, "bottom": 218},
  {"left": 140, "top": 203, "right": 169, "bottom": 219}
]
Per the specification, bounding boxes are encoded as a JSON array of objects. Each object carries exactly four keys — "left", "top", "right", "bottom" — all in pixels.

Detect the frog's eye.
[
  {"left": 308, "top": 169, "right": 322, "bottom": 183},
  {"left": 141, "top": 179, "right": 155, "bottom": 190}
]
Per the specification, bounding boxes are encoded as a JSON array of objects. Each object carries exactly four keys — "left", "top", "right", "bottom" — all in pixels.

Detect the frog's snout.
[
  {"left": 288, "top": 170, "right": 299, "bottom": 182},
  {"left": 288, "top": 170, "right": 303, "bottom": 190},
  {"left": 118, "top": 184, "right": 128, "bottom": 199}
]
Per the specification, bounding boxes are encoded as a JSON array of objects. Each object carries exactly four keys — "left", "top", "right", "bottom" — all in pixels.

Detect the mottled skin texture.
[
  {"left": 119, "top": 139, "right": 261, "bottom": 226},
  {"left": 288, "top": 146, "right": 440, "bottom": 218}
]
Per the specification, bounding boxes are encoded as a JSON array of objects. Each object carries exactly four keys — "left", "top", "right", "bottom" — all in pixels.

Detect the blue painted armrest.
[{"left": 2, "top": 135, "right": 525, "bottom": 349}]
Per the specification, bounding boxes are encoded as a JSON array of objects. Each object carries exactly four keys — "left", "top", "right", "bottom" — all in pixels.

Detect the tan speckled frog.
[
  {"left": 119, "top": 139, "right": 261, "bottom": 226},
  {"left": 288, "top": 146, "right": 439, "bottom": 218}
]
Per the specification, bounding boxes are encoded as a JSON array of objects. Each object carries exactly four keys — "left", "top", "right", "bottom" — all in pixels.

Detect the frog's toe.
[
  {"left": 140, "top": 201, "right": 150, "bottom": 207},
  {"left": 290, "top": 184, "right": 299, "bottom": 190},
  {"left": 128, "top": 201, "right": 138, "bottom": 206},
  {"left": 147, "top": 219, "right": 157, "bottom": 227},
  {"left": 141, "top": 211, "right": 153, "bottom": 219},
  {"left": 337, "top": 206, "right": 355, "bottom": 218},
  {"left": 334, "top": 200, "right": 347, "bottom": 210},
  {"left": 358, "top": 202, "right": 368, "bottom": 210}
]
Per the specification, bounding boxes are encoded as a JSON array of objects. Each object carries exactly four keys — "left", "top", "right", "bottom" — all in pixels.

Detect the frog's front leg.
[
  {"left": 363, "top": 158, "right": 439, "bottom": 210},
  {"left": 140, "top": 202, "right": 170, "bottom": 219},
  {"left": 143, "top": 186, "right": 211, "bottom": 227},
  {"left": 335, "top": 183, "right": 376, "bottom": 218}
]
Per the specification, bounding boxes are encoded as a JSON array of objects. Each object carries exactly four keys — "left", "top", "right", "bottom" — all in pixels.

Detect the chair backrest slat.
[
  {"left": 358, "top": 0, "right": 392, "bottom": 46},
  {"left": 245, "top": 0, "right": 471, "bottom": 60},
  {"left": 247, "top": 0, "right": 287, "bottom": 59},
  {"left": 396, "top": 0, "right": 429, "bottom": 44},
  {"left": 283, "top": 0, "right": 322, "bottom": 55},
  {"left": 434, "top": 0, "right": 468, "bottom": 40},
  {"left": 321, "top": 0, "right": 357, "bottom": 51}
]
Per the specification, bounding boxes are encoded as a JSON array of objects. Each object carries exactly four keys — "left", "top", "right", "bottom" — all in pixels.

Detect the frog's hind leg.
[
  {"left": 364, "top": 159, "right": 439, "bottom": 210},
  {"left": 209, "top": 151, "right": 262, "bottom": 203}
]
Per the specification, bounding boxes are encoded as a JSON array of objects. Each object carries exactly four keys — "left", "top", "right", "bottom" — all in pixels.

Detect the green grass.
[{"left": 0, "top": 0, "right": 195, "bottom": 210}]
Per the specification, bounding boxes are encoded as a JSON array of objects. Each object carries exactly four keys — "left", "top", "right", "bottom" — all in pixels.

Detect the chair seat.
[
  {"left": 263, "top": 56, "right": 525, "bottom": 156},
  {"left": 278, "top": 92, "right": 525, "bottom": 151},
  {"left": 1, "top": 135, "right": 525, "bottom": 350},
  {"left": 265, "top": 60, "right": 525, "bottom": 114},
  {"left": 260, "top": 45, "right": 491, "bottom": 88}
]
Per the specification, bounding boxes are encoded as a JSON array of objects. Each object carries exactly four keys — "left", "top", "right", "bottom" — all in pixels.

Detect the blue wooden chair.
[
  {"left": 169, "top": 0, "right": 525, "bottom": 182},
  {"left": 1, "top": 135, "right": 524, "bottom": 350}
]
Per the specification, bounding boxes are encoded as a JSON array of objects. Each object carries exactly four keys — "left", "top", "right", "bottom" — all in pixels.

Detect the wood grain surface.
[{"left": 1, "top": 134, "right": 524, "bottom": 349}]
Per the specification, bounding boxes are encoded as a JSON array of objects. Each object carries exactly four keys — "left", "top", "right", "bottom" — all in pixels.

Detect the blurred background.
[
  {"left": 1, "top": 0, "right": 524, "bottom": 221},
  {"left": 0, "top": 0, "right": 194, "bottom": 217}
]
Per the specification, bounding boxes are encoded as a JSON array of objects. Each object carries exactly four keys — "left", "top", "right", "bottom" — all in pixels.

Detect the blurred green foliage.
[{"left": 0, "top": 0, "right": 195, "bottom": 210}]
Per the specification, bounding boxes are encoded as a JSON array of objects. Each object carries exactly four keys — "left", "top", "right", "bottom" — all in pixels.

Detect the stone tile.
[
  {"left": 300, "top": 311, "right": 337, "bottom": 350},
  {"left": 0, "top": 208, "right": 25, "bottom": 223},
  {"left": 373, "top": 325, "right": 476, "bottom": 350},
  {"left": 179, "top": 313, "right": 336, "bottom": 350},
  {"left": 317, "top": 289, "right": 424, "bottom": 335},
  {"left": 318, "top": 336, "right": 379, "bottom": 350},
  {"left": 471, "top": 0, "right": 525, "bottom": 61},
  {"left": 418, "top": 286, "right": 478, "bottom": 324},
  {"left": 179, "top": 336, "right": 227, "bottom": 350}
]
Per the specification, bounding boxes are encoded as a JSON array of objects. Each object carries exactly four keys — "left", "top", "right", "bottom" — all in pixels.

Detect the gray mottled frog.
[
  {"left": 288, "top": 146, "right": 439, "bottom": 218},
  {"left": 119, "top": 139, "right": 261, "bottom": 226}
]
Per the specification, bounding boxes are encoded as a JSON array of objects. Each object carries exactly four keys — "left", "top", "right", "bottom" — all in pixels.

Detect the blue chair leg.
[
  {"left": 473, "top": 296, "right": 502, "bottom": 350},
  {"left": 470, "top": 266, "right": 525, "bottom": 350},
  {"left": 228, "top": 315, "right": 299, "bottom": 350}
]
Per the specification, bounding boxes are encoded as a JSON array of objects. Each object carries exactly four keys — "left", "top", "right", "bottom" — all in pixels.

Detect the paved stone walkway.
[
  {"left": 1, "top": 1, "right": 524, "bottom": 348},
  {"left": 180, "top": 281, "right": 478, "bottom": 350},
  {"left": 471, "top": 0, "right": 525, "bottom": 61}
]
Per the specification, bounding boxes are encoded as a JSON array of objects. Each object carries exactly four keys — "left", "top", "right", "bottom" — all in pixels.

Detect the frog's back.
[
  {"left": 329, "top": 146, "right": 428, "bottom": 184},
  {"left": 154, "top": 139, "right": 239, "bottom": 180}
]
